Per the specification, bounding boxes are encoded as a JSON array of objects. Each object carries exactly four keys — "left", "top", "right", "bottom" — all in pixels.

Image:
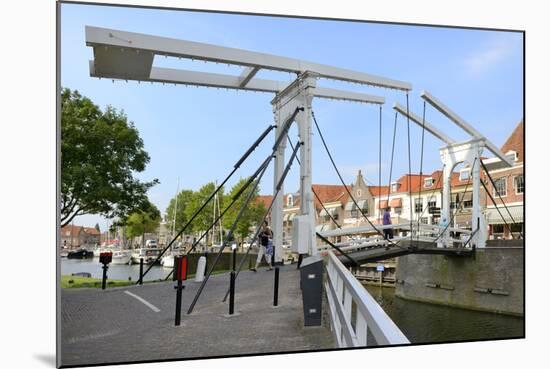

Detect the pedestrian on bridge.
[
  {"left": 383, "top": 207, "right": 394, "bottom": 241},
  {"left": 251, "top": 220, "right": 273, "bottom": 272}
]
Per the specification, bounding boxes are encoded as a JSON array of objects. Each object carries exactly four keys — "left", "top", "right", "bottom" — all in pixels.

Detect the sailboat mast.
[{"left": 172, "top": 178, "right": 180, "bottom": 250}]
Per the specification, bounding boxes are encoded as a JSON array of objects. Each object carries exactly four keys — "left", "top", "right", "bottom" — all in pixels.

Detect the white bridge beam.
[
  {"left": 393, "top": 102, "right": 455, "bottom": 145},
  {"left": 86, "top": 26, "right": 412, "bottom": 91},
  {"left": 421, "top": 90, "right": 513, "bottom": 167}
]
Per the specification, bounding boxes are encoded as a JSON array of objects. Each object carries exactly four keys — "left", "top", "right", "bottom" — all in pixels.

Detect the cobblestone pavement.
[{"left": 60, "top": 265, "right": 335, "bottom": 367}]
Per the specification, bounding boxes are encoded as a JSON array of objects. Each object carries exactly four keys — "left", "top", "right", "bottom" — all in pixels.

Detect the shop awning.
[
  {"left": 319, "top": 207, "right": 337, "bottom": 216},
  {"left": 486, "top": 205, "right": 523, "bottom": 225},
  {"left": 345, "top": 202, "right": 356, "bottom": 211},
  {"left": 379, "top": 200, "right": 388, "bottom": 209},
  {"left": 390, "top": 198, "right": 402, "bottom": 208}
]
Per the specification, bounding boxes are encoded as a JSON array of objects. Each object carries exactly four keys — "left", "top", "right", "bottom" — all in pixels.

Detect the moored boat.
[{"left": 67, "top": 249, "right": 94, "bottom": 259}]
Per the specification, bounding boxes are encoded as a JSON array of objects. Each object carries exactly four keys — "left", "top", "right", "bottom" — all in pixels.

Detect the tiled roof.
[
  {"left": 255, "top": 195, "right": 273, "bottom": 209},
  {"left": 61, "top": 225, "right": 83, "bottom": 237},
  {"left": 312, "top": 184, "right": 348, "bottom": 209},
  {"left": 83, "top": 227, "right": 101, "bottom": 236},
  {"left": 500, "top": 120, "right": 524, "bottom": 162}
]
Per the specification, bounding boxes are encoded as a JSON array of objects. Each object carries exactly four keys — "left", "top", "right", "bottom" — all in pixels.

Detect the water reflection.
[
  {"left": 364, "top": 284, "right": 524, "bottom": 344},
  {"left": 61, "top": 258, "right": 172, "bottom": 282}
]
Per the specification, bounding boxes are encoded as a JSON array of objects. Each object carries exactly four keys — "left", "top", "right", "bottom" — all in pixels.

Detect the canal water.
[
  {"left": 61, "top": 258, "right": 172, "bottom": 282},
  {"left": 363, "top": 284, "right": 524, "bottom": 344}
]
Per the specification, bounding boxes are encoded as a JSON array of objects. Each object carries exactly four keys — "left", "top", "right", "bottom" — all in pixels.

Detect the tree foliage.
[
  {"left": 222, "top": 177, "right": 265, "bottom": 242},
  {"left": 125, "top": 201, "right": 161, "bottom": 247},
  {"left": 183, "top": 182, "right": 220, "bottom": 235},
  {"left": 164, "top": 189, "right": 194, "bottom": 234},
  {"left": 61, "top": 88, "right": 158, "bottom": 227}
]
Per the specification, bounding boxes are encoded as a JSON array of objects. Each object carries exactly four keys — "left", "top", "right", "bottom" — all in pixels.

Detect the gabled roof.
[
  {"left": 312, "top": 184, "right": 348, "bottom": 210},
  {"left": 255, "top": 195, "right": 273, "bottom": 209},
  {"left": 61, "top": 225, "right": 84, "bottom": 237},
  {"left": 500, "top": 120, "right": 524, "bottom": 163}
]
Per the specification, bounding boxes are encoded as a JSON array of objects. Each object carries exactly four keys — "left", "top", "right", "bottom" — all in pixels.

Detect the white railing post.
[{"left": 324, "top": 250, "right": 409, "bottom": 348}]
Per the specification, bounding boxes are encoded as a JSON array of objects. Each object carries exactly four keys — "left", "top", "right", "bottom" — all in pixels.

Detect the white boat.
[
  {"left": 131, "top": 247, "right": 162, "bottom": 264},
  {"left": 111, "top": 249, "right": 131, "bottom": 265},
  {"left": 161, "top": 254, "right": 175, "bottom": 268}
]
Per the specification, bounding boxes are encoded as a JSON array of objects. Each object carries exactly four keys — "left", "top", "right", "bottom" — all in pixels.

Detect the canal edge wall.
[{"left": 394, "top": 246, "right": 524, "bottom": 317}]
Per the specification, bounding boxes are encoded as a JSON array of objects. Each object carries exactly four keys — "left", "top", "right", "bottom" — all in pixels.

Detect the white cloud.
[{"left": 463, "top": 35, "right": 521, "bottom": 76}]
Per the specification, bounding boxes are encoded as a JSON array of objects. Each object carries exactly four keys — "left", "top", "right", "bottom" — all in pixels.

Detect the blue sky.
[{"left": 60, "top": 3, "right": 523, "bottom": 229}]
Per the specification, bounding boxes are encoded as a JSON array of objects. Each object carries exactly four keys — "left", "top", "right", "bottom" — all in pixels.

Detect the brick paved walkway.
[{"left": 60, "top": 265, "right": 335, "bottom": 367}]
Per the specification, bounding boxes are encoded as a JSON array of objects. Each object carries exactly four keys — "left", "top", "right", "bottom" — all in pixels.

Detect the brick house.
[
  {"left": 483, "top": 121, "right": 524, "bottom": 239},
  {"left": 60, "top": 225, "right": 101, "bottom": 249}
]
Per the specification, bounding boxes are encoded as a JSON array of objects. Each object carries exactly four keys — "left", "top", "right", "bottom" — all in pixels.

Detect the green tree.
[
  {"left": 222, "top": 178, "right": 265, "bottom": 243},
  {"left": 184, "top": 183, "right": 223, "bottom": 241},
  {"left": 164, "top": 189, "right": 194, "bottom": 235},
  {"left": 125, "top": 202, "right": 161, "bottom": 248},
  {"left": 61, "top": 88, "right": 158, "bottom": 227}
]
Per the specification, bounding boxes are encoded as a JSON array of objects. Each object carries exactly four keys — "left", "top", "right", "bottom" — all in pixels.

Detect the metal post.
[
  {"left": 232, "top": 247, "right": 237, "bottom": 271},
  {"left": 273, "top": 267, "right": 280, "bottom": 306},
  {"left": 203, "top": 251, "right": 208, "bottom": 276},
  {"left": 229, "top": 271, "right": 236, "bottom": 315},
  {"left": 175, "top": 278, "right": 183, "bottom": 326},
  {"left": 175, "top": 256, "right": 184, "bottom": 326},
  {"left": 139, "top": 258, "right": 144, "bottom": 285},
  {"left": 101, "top": 264, "right": 108, "bottom": 290}
]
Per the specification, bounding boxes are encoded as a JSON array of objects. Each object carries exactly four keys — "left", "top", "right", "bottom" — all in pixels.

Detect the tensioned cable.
[
  {"left": 188, "top": 154, "right": 273, "bottom": 314},
  {"left": 405, "top": 93, "right": 413, "bottom": 244},
  {"left": 138, "top": 123, "right": 277, "bottom": 282},
  {"left": 480, "top": 160, "right": 524, "bottom": 239},
  {"left": 416, "top": 100, "right": 427, "bottom": 241},
  {"left": 287, "top": 136, "right": 342, "bottom": 230},
  {"left": 311, "top": 110, "right": 403, "bottom": 249},
  {"left": 221, "top": 141, "right": 303, "bottom": 302},
  {"left": 378, "top": 105, "right": 383, "bottom": 225},
  {"left": 429, "top": 158, "right": 476, "bottom": 247},
  {"left": 384, "top": 112, "right": 398, "bottom": 209}
]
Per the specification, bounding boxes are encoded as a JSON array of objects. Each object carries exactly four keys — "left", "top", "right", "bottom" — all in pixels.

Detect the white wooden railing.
[{"left": 324, "top": 250, "right": 410, "bottom": 347}]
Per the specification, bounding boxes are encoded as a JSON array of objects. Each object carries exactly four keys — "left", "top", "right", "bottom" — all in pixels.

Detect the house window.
[
  {"left": 428, "top": 200, "right": 437, "bottom": 209},
  {"left": 450, "top": 202, "right": 458, "bottom": 210},
  {"left": 459, "top": 169, "right": 470, "bottom": 181},
  {"left": 506, "top": 150, "right": 518, "bottom": 162},
  {"left": 514, "top": 175, "right": 524, "bottom": 194},
  {"left": 510, "top": 223, "right": 523, "bottom": 239},
  {"left": 424, "top": 178, "right": 434, "bottom": 188},
  {"left": 414, "top": 198, "right": 423, "bottom": 213},
  {"left": 493, "top": 177, "right": 507, "bottom": 197},
  {"left": 492, "top": 224, "right": 505, "bottom": 240},
  {"left": 287, "top": 194, "right": 293, "bottom": 207},
  {"left": 394, "top": 207, "right": 402, "bottom": 215},
  {"left": 420, "top": 217, "right": 429, "bottom": 225},
  {"left": 391, "top": 182, "right": 400, "bottom": 193},
  {"left": 333, "top": 213, "right": 339, "bottom": 221}
]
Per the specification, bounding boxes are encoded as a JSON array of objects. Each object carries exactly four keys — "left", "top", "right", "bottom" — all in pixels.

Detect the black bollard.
[
  {"left": 174, "top": 256, "right": 187, "bottom": 326},
  {"left": 99, "top": 252, "right": 112, "bottom": 290},
  {"left": 229, "top": 271, "right": 236, "bottom": 315},
  {"left": 228, "top": 246, "right": 237, "bottom": 315},
  {"left": 101, "top": 264, "right": 108, "bottom": 290},
  {"left": 139, "top": 258, "right": 144, "bottom": 285},
  {"left": 273, "top": 266, "right": 280, "bottom": 306},
  {"left": 175, "top": 278, "right": 183, "bottom": 326}
]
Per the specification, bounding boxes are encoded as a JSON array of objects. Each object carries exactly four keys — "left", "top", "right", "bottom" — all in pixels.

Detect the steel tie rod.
[{"left": 138, "top": 124, "right": 276, "bottom": 282}]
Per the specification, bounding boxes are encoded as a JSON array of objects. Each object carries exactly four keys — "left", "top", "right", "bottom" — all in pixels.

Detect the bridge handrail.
[{"left": 324, "top": 250, "right": 410, "bottom": 347}]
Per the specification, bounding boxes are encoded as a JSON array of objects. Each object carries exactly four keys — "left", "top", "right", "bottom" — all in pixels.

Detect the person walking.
[
  {"left": 251, "top": 220, "right": 273, "bottom": 272},
  {"left": 382, "top": 207, "right": 393, "bottom": 241}
]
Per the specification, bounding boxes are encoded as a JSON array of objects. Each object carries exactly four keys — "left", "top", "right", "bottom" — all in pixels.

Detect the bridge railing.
[{"left": 324, "top": 250, "right": 410, "bottom": 347}]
